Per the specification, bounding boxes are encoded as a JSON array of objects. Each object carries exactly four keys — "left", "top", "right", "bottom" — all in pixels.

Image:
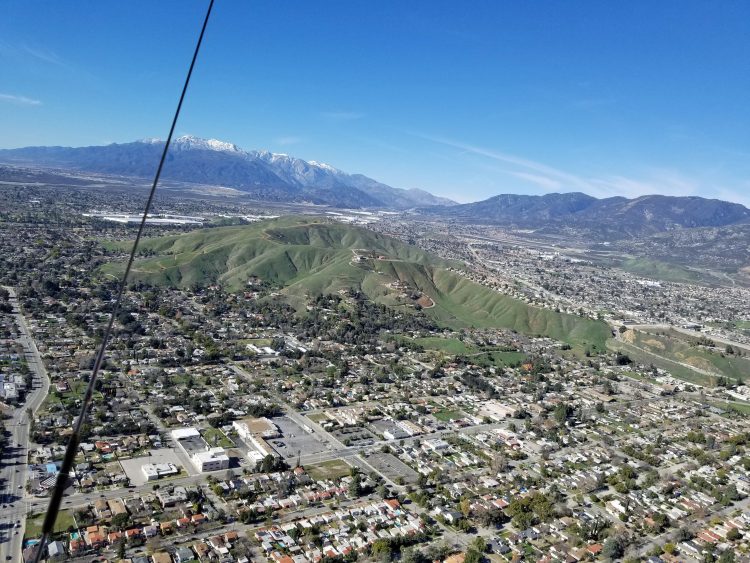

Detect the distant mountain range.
[
  {"left": 424, "top": 192, "right": 750, "bottom": 238},
  {"left": 1, "top": 137, "right": 748, "bottom": 239},
  {"left": 0, "top": 136, "right": 454, "bottom": 210}
]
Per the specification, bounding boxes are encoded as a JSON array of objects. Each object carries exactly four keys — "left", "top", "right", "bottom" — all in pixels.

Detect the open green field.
[
  {"left": 399, "top": 336, "right": 527, "bottom": 366},
  {"left": 43, "top": 379, "right": 104, "bottom": 411},
  {"left": 469, "top": 350, "right": 527, "bottom": 368},
  {"left": 102, "top": 217, "right": 610, "bottom": 350},
  {"left": 622, "top": 328, "right": 750, "bottom": 383},
  {"left": 608, "top": 339, "right": 711, "bottom": 386},
  {"left": 711, "top": 401, "right": 750, "bottom": 416},
  {"left": 433, "top": 409, "right": 464, "bottom": 422},
  {"left": 306, "top": 458, "right": 351, "bottom": 481},
  {"left": 202, "top": 427, "right": 234, "bottom": 448},
  {"left": 25, "top": 509, "right": 76, "bottom": 538},
  {"left": 620, "top": 258, "right": 712, "bottom": 283},
  {"left": 610, "top": 330, "right": 750, "bottom": 387},
  {"left": 619, "top": 370, "right": 659, "bottom": 385},
  {"left": 411, "top": 336, "right": 475, "bottom": 355}
]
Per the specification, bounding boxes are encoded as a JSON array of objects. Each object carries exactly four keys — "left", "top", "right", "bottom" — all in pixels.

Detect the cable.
[{"left": 31, "top": 2, "right": 215, "bottom": 561}]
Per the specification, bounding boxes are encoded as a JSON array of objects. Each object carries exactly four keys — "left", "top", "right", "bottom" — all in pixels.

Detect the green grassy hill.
[
  {"left": 619, "top": 328, "right": 750, "bottom": 383},
  {"left": 103, "top": 217, "right": 609, "bottom": 349},
  {"left": 619, "top": 257, "right": 710, "bottom": 285}
]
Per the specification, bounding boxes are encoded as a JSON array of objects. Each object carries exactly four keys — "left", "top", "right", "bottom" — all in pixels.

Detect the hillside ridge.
[{"left": 102, "top": 217, "right": 610, "bottom": 350}]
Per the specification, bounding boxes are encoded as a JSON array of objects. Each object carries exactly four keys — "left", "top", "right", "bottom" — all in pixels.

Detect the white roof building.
[{"left": 192, "top": 447, "right": 230, "bottom": 472}]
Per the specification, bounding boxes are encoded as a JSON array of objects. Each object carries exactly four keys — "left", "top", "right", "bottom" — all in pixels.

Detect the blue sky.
[{"left": 1, "top": 1, "right": 749, "bottom": 205}]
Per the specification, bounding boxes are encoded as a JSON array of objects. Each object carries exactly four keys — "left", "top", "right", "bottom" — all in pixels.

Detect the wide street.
[{"left": 0, "top": 287, "right": 50, "bottom": 562}]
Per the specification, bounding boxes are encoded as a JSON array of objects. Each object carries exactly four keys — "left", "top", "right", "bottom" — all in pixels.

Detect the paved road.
[{"left": 0, "top": 287, "right": 50, "bottom": 562}]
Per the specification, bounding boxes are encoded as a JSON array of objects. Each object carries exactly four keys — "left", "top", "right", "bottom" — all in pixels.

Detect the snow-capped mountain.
[
  {"left": 171, "top": 135, "right": 243, "bottom": 153},
  {"left": 0, "top": 136, "right": 454, "bottom": 209},
  {"left": 251, "top": 149, "right": 346, "bottom": 188}
]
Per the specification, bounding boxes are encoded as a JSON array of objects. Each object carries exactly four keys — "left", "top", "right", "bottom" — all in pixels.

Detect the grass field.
[
  {"left": 306, "top": 458, "right": 351, "bottom": 481},
  {"left": 433, "top": 409, "right": 464, "bottom": 422},
  {"left": 711, "top": 401, "right": 750, "bottom": 416},
  {"left": 202, "top": 427, "right": 234, "bottom": 448},
  {"left": 43, "top": 379, "right": 103, "bottom": 411},
  {"left": 619, "top": 257, "right": 706, "bottom": 284},
  {"left": 25, "top": 509, "right": 76, "bottom": 538},
  {"left": 608, "top": 339, "right": 712, "bottom": 386},
  {"left": 619, "top": 328, "right": 750, "bottom": 383},
  {"left": 469, "top": 351, "right": 527, "bottom": 368},
  {"left": 410, "top": 336, "right": 475, "bottom": 355},
  {"left": 400, "top": 336, "right": 527, "bottom": 367},
  {"left": 306, "top": 412, "right": 329, "bottom": 423},
  {"left": 619, "top": 370, "right": 659, "bottom": 385}
]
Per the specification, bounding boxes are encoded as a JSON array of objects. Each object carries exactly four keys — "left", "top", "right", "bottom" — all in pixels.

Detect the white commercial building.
[
  {"left": 172, "top": 427, "right": 230, "bottom": 473},
  {"left": 142, "top": 463, "right": 179, "bottom": 481},
  {"left": 192, "top": 448, "right": 230, "bottom": 472},
  {"left": 422, "top": 438, "right": 450, "bottom": 452}
]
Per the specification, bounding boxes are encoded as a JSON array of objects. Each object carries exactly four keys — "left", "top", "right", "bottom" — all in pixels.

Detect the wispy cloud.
[
  {"left": 415, "top": 133, "right": 595, "bottom": 193},
  {"left": 21, "top": 45, "right": 66, "bottom": 66},
  {"left": 275, "top": 136, "right": 303, "bottom": 146},
  {"left": 589, "top": 172, "right": 699, "bottom": 199},
  {"left": 0, "top": 41, "right": 67, "bottom": 67},
  {"left": 508, "top": 171, "right": 562, "bottom": 190},
  {"left": 320, "top": 111, "right": 365, "bottom": 121},
  {"left": 0, "top": 41, "right": 97, "bottom": 84},
  {"left": 414, "top": 132, "right": 719, "bottom": 201},
  {"left": 351, "top": 135, "right": 408, "bottom": 154},
  {"left": 0, "top": 93, "right": 42, "bottom": 106}
]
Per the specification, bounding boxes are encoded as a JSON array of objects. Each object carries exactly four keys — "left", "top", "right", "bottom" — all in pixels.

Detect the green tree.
[
  {"left": 117, "top": 539, "right": 126, "bottom": 559},
  {"left": 111, "top": 512, "right": 130, "bottom": 530},
  {"left": 554, "top": 402, "right": 572, "bottom": 424},
  {"left": 470, "top": 537, "right": 487, "bottom": 553},
  {"left": 371, "top": 539, "right": 392, "bottom": 562},
  {"left": 603, "top": 536, "right": 625, "bottom": 560},
  {"left": 349, "top": 473, "right": 362, "bottom": 498}
]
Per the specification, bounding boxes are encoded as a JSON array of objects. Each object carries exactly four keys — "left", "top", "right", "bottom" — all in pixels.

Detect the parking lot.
[
  {"left": 120, "top": 449, "right": 186, "bottom": 486},
  {"left": 267, "top": 416, "right": 331, "bottom": 460},
  {"left": 364, "top": 452, "right": 419, "bottom": 485}
]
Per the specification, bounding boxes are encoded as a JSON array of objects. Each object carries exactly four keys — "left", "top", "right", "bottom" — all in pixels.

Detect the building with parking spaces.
[
  {"left": 233, "top": 417, "right": 280, "bottom": 462},
  {"left": 233, "top": 416, "right": 280, "bottom": 440},
  {"left": 171, "top": 427, "right": 229, "bottom": 473}
]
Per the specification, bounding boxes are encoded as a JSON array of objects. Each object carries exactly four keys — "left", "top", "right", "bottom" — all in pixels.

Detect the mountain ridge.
[
  {"left": 424, "top": 191, "right": 750, "bottom": 239},
  {"left": 1, "top": 139, "right": 748, "bottom": 239},
  {"left": 0, "top": 136, "right": 455, "bottom": 210}
]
